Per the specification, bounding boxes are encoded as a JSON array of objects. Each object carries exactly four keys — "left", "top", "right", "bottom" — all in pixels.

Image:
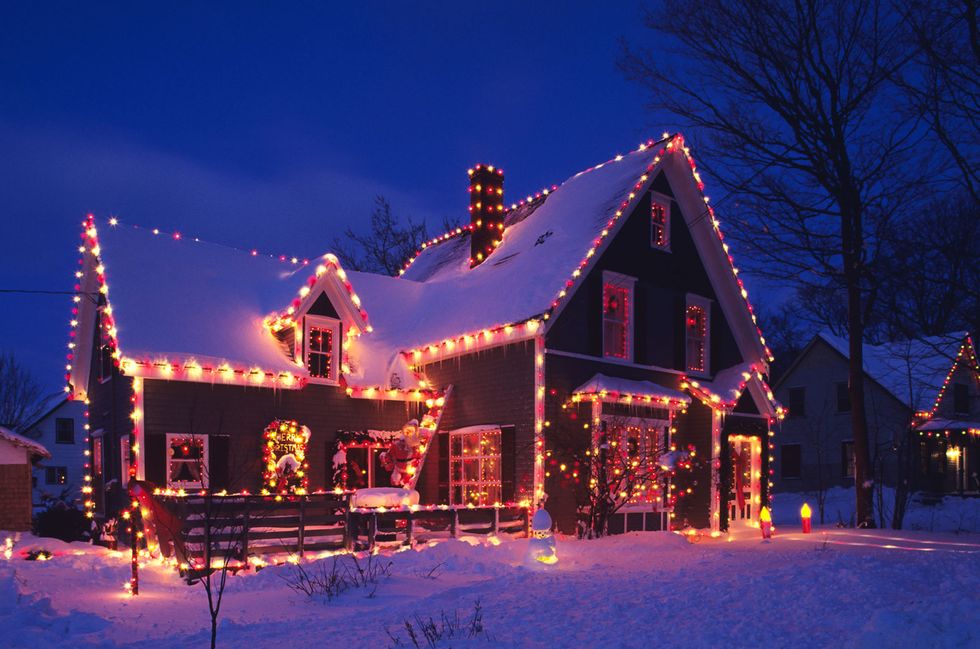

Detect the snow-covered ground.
[
  {"left": 2, "top": 518, "right": 978, "bottom": 649},
  {"left": 774, "top": 487, "right": 980, "bottom": 533}
]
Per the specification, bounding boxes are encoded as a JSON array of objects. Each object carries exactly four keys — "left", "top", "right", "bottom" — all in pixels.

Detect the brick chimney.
[{"left": 468, "top": 164, "right": 504, "bottom": 267}]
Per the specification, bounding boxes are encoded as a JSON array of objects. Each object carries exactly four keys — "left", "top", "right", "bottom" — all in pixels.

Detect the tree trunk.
[{"left": 844, "top": 225, "right": 875, "bottom": 528}]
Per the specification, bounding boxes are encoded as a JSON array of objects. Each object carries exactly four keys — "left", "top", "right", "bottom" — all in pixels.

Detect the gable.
[
  {"left": 545, "top": 172, "right": 743, "bottom": 374},
  {"left": 307, "top": 291, "right": 340, "bottom": 319}
]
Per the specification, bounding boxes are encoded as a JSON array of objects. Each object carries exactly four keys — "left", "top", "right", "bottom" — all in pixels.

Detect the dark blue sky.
[{"left": 0, "top": 2, "right": 727, "bottom": 394}]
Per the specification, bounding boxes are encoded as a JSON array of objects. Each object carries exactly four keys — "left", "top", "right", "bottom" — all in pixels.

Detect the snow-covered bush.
[{"left": 32, "top": 489, "right": 89, "bottom": 543}]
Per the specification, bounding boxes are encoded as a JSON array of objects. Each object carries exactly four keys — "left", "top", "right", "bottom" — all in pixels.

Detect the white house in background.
[
  {"left": 23, "top": 398, "right": 88, "bottom": 506},
  {"left": 774, "top": 331, "right": 978, "bottom": 495}
]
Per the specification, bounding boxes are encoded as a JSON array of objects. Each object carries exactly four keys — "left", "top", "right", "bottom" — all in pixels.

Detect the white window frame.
[
  {"left": 165, "top": 433, "right": 209, "bottom": 490},
  {"left": 685, "top": 294, "right": 711, "bottom": 376},
  {"left": 650, "top": 191, "right": 671, "bottom": 251},
  {"left": 303, "top": 315, "right": 342, "bottom": 385},
  {"left": 602, "top": 271, "right": 636, "bottom": 362},
  {"left": 448, "top": 426, "right": 503, "bottom": 506},
  {"left": 599, "top": 414, "right": 671, "bottom": 512}
]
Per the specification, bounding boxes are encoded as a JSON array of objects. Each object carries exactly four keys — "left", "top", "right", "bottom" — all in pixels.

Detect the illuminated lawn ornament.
[
  {"left": 759, "top": 506, "right": 773, "bottom": 540},
  {"left": 801, "top": 502, "right": 812, "bottom": 534},
  {"left": 526, "top": 508, "right": 558, "bottom": 566}
]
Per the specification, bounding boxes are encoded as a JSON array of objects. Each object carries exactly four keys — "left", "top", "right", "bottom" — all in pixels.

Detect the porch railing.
[{"left": 153, "top": 494, "right": 529, "bottom": 567}]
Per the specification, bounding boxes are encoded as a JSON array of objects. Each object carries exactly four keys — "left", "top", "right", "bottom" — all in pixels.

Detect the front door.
[{"left": 728, "top": 436, "right": 761, "bottom": 523}]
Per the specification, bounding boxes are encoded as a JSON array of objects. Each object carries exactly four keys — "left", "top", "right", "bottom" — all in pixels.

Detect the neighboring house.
[
  {"left": 23, "top": 398, "right": 88, "bottom": 506},
  {"left": 774, "top": 332, "right": 979, "bottom": 495},
  {"left": 0, "top": 426, "right": 49, "bottom": 531},
  {"left": 65, "top": 133, "right": 782, "bottom": 535}
]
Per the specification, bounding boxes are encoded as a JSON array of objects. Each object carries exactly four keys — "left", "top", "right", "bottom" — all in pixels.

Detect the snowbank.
[{"left": 351, "top": 487, "right": 419, "bottom": 508}]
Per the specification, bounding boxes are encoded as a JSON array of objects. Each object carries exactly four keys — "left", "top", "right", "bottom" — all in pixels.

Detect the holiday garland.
[{"left": 263, "top": 419, "right": 311, "bottom": 495}]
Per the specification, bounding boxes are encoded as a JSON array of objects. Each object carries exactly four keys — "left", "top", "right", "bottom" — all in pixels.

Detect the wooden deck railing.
[{"left": 153, "top": 494, "right": 529, "bottom": 567}]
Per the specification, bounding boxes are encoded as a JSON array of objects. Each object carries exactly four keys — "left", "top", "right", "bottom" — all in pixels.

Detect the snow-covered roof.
[
  {"left": 366, "top": 142, "right": 663, "bottom": 351},
  {"left": 75, "top": 134, "right": 773, "bottom": 395},
  {"left": 0, "top": 426, "right": 50, "bottom": 459},
  {"left": 96, "top": 224, "right": 309, "bottom": 375},
  {"left": 572, "top": 373, "right": 691, "bottom": 406},
  {"left": 818, "top": 332, "right": 969, "bottom": 412}
]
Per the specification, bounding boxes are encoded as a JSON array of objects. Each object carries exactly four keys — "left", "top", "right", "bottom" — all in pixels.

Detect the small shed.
[{"left": 0, "top": 426, "right": 50, "bottom": 531}]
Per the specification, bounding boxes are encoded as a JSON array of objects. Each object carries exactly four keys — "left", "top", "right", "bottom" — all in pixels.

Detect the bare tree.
[
  {"left": 621, "top": 0, "right": 938, "bottom": 527},
  {"left": 331, "top": 196, "right": 430, "bottom": 275},
  {"left": 0, "top": 351, "right": 54, "bottom": 432},
  {"left": 877, "top": 195, "right": 980, "bottom": 339},
  {"left": 896, "top": 0, "right": 980, "bottom": 200},
  {"left": 549, "top": 410, "right": 690, "bottom": 538}
]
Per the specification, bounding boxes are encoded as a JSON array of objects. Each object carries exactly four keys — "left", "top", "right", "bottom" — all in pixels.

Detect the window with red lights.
[
  {"left": 603, "top": 282, "right": 631, "bottom": 360},
  {"left": 305, "top": 315, "right": 340, "bottom": 384},
  {"left": 685, "top": 302, "right": 709, "bottom": 373},
  {"left": 308, "top": 326, "right": 334, "bottom": 379},
  {"left": 166, "top": 433, "right": 209, "bottom": 489},
  {"left": 650, "top": 197, "right": 670, "bottom": 249}
]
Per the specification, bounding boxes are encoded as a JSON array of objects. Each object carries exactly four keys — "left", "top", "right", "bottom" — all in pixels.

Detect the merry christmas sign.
[{"left": 263, "top": 419, "right": 311, "bottom": 494}]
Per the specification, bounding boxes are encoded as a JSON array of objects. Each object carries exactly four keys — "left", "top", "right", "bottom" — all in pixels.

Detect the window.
[
  {"left": 650, "top": 194, "right": 671, "bottom": 250},
  {"left": 45, "top": 466, "right": 67, "bottom": 485},
  {"left": 685, "top": 296, "right": 710, "bottom": 374},
  {"left": 788, "top": 387, "right": 806, "bottom": 418},
  {"left": 953, "top": 383, "right": 969, "bottom": 415},
  {"left": 841, "top": 441, "right": 855, "bottom": 479},
  {"left": 449, "top": 426, "right": 502, "bottom": 506},
  {"left": 836, "top": 382, "right": 851, "bottom": 413},
  {"left": 166, "top": 434, "right": 209, "bottom": 489},
  {"left": 602, "top": 272, "right": 635, "bottom": 361},
  {"left": 55, "top": 418, "right": 75, "bottom": 444},
  {"left": 600, "top": 416, "right": 670, "bottom": 508},
  {"left": 341, "top": 444, "right": 391, "bottom": 490},
  {"left": 305, "top": 315, "right": 341, "bottom": 383},
  {"left": 92, "top": 436, "right": 103, "bottom": 477},
  {"left": 781, "top": 444, "right": 802, "bottom": 479}
]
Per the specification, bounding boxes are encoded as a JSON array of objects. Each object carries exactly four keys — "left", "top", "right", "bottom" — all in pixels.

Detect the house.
[
  {"left": 66, "top": 134, "right": 783, "bottom": 536},
  {"left": 0, "top": 426, "right": 50, "bottom": 531},
  {"left": 773, "top": 332, "right": 979, "bottom": 495},
  {"left": 22, "top": 398, "right": 88, "bottom": 507}
]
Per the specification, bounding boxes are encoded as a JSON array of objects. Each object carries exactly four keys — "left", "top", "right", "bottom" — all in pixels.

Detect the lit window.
[
  {"left": 45, "top": 466, "right": 67, "bottom": 485},
  {"left": 650, "top": 195, "right": 670, "bottom": 249},
  {"left": 449, "top": 427, "right": 502, "bottom": 506},
  {"left": 92, "top": 436, "right": 103, "bottom": 476},
  {"left": 166, "top": 434, "right": 209, "bottom": 489},
  {"left": 685, "top": 297, "right": 710, "bottom": 374},
  {"left": 340, "top": 444, "right": 390, "bottom": 489},
  {"left": 304, "top": 316, "right": 341, "bottom": 384},
  {"left": 603, "top": 272, "right": 635, "bottom": 361},
  {"left": 600, "top": 417, "right": 670, "bottom": 508}
]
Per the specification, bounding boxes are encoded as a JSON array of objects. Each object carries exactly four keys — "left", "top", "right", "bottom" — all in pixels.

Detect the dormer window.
[
  {"left": 304, "top": 315, "right": 341, "bottom": 384},
  {"left": 602, "top": 271, "right": 635, "bottom": 361},
  {"left": 650, "top": 193, "right": 671, "bottom": 250},
  {"left": 685, "top": 296, "right": 710, "bottom": 375}
]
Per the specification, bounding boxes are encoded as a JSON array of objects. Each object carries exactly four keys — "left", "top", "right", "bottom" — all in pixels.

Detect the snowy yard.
[{"left": 2, "top": 517, "right": 978, "bottom": 649}]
